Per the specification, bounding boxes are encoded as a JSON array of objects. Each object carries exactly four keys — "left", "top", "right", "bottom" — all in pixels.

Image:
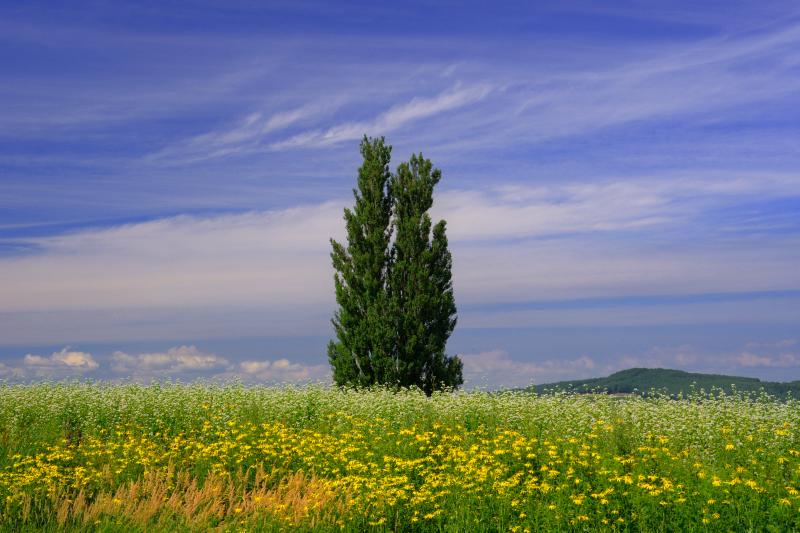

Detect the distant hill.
[{"left": 530, "top": 368, "right": 800, "bottom": 398}]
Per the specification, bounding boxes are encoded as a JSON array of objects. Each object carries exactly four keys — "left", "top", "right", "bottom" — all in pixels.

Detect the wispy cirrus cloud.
[
  {"left": 2, "top": 12, "right": 799, "bottom": 237},
  {"left": 404, "top": 22, "right": 800, "bottom": 159},
  {"left": 147, "top": 101, "right": 337, "bottom": 163},
  {"left": 103, "top": 17, "right": 796, "bottom": 190},
  {"left": 270, "top": 84, "right": 492, "bottom": 150},
  {"left": 143, "top": 82, "right": 492, "bottom": 165}
]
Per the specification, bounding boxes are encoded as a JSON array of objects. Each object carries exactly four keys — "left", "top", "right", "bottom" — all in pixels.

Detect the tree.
[
  {"left": 328, "top": 137, "right": 394, "bottom": 387},
  {"left": 389, "top": 154, "right": 462, "bottom": 395},
  {"left": 328, "top": 137, "right": 462, "bottom": 394}
]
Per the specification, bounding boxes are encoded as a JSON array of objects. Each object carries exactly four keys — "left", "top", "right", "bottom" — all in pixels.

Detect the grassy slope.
[{"left": 531, "top": 367, "right": 800, "bottom": 398}]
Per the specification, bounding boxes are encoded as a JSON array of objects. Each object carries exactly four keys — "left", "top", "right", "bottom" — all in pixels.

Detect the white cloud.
[
  {"left": 460, "top": 349, "right": 596, "bottom": 388},
  {"left": 459, "top": 297, "right": 800, "bottom": 329},
  {"left": 436, "top": 173, "right": 800, "bottom": 242},
  {"left": 24, "top": 347, "right": 98, "bottom": 369},
  {"left": 18, "top": 347, "right": 99, "bottom": 378},
  {"left": 0, "top": 201, "right": 343, "bottom": 313},
  {"left": 147, "top": 20, "right": 800, "bottom": 163},
  {"left": 236, "top": 358, "right": 329, "bottom": 383},
  {"left": 111, "top": 345, "right": 229, "bottom": 374},
  {"left": 271, "top": 84, "right": 491, "bottom": 149},
  {"left": 498, "top": 23, "right": 800, "bottom": 145},
  {"left": 0, "top": 173, "right": 798, "bottom": 343},
  {"left": 745, "top": 339, "right": 798, "bottom": 350},
  {"left": 148, "top": 102, "right": 331, "bottom": 163},
  {"left": 736, "top": 352, "right": 800, "bottom": 368},
  {"left": 612, "top": 342, "right": 800, "bottom": 376},
  {"left": 613, "top": 345, "right": 701, "bottom": 371},
  {"left": 0, "top": 361, "right": 24, "bottom": 379},
  {"left": 3, "top": 174, "right": 798, "bottom": 313},
  {"left": 105, "top": 346, "right": 328, "bottom": 383}
]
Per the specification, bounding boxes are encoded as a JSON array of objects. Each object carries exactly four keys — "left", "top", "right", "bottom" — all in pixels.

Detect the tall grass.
[{"left": 0, "top": 383, "right": 798, "bottom": 531}]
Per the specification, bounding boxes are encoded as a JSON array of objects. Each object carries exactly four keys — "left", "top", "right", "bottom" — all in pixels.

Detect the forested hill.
[{"left": 530, "top": 368, "right": 800, "bottom": 398}]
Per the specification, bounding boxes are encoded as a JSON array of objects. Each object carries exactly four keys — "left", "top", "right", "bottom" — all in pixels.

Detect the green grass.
[{"left": 0, "top": 382, "right": 799, "bottom": 531}]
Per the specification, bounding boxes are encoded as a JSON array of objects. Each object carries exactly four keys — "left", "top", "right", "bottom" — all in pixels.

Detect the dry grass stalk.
[{"left": 45, "top": 467, "right": 348, "bottom": 529}]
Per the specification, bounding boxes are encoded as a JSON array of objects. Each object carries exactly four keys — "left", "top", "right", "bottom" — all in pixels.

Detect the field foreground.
[{"left": 1, "top": 384, "right": 799, "bottom": 532}]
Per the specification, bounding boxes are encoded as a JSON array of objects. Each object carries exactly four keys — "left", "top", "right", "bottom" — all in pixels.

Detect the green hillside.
[{"left": 531, "top": 367, "right": 800, "bottom": 398}]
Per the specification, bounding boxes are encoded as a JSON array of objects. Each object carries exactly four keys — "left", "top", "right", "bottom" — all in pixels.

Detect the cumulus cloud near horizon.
[
  {"left": 1, "top": 339, "right": 798, "bottom": 386},
  {"left": 23, "top": 347, "right": 99, "bottom": 370},
  {"left": 459, "top": 349, "right": 597, "bottom": 388},
  {"left": 109, "top": 346, "right": 329, "bottom": 383},
  {"left": 0, "top": 344, "right": 329, "bottom": 383},
  {"left": 236, "top": 358, "right": 329, "bottom": 383},
  {"left": 111, "top": 345, "right": 230, "bottom": 375},
  {"left": 11, "top": 347, "right": 100, "bottom": 379},
  {"left": 735, "top": 339, "right": 800, "bottom": 368}
]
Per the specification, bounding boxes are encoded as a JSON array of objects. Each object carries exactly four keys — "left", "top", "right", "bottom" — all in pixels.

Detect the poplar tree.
[
  {"left": 327, "top": 137, "right": 394, "bottom": 387},
  {"left": 328, "top": 137, "right": 463, "bottom": 394},
  {"left": 388, "top": 154, "right": 461, "bottom": 394}
]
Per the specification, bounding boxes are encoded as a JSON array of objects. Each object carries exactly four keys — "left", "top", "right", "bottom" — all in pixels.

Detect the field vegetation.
[{"left": 1, "top": 383, "right": 799, "bottom": 531}]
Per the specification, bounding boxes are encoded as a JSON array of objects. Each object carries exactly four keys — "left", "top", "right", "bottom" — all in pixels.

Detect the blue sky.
[{"left": 1, "top": 1, "right": 799, "bottom": 387}]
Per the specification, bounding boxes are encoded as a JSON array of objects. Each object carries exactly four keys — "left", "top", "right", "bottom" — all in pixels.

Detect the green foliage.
[
  {"left": 389, "top": 153, "right": 460, "bottom": 394},
  {"left": 328, "top": 137, "right": 461, "bottom": 393},
  {"left": 532, "top": 367, "right": 800, "bottom": 398},
  {"left": 328, "top": 137, "right": 394, "bottom": 388}
]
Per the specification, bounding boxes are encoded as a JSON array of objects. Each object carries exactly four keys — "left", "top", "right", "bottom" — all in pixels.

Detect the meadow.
[{"left": 0, "top": 383, "right": 798, "bottom": 532}]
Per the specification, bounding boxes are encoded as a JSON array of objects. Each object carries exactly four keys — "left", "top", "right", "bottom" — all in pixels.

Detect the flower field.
[{"left": 0, "top": 384, "right": 798, "bottom": 531}]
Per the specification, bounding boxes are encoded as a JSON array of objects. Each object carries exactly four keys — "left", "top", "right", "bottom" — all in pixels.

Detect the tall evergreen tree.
[
  {"left": 327, "top": 137, "right": 394, "bottom": 387},
  {"left": 388, "top": 154, "right": 461, "bottom": 395},
  {"left": 329, "top": 138, "right": 462, "bottom": 394}
]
